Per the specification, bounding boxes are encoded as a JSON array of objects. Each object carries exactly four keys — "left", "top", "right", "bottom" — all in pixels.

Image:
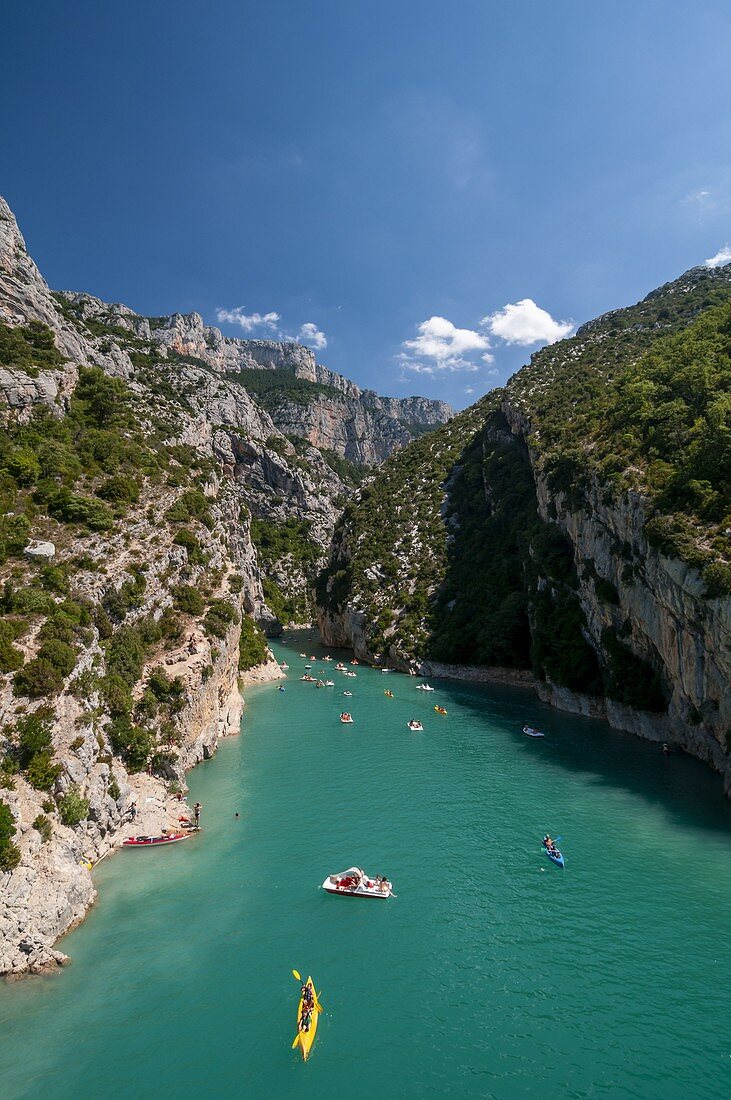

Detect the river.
[{"left": 1, "top": 633, "right": 730, "bottom": 1098}]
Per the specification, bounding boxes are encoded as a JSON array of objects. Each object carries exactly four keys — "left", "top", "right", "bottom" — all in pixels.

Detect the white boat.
[
  {"left": 323, "top": 655, "right": 333, "bottom": 661},
  {"left": 299, "top": 653, "right": 307, "bottom": 658},
  {"left": 339, "top": 713, "right": 354, "bottom": 724},
  {"left": 407, "top": 720, "right": 424, "bottom": 731},
  {"left": 416, "top": 684, "right": 434, "bottom": 692},
  {"left": 322, "top": 867, "right": 394, "bottom": 899},
  {"left": 345, "top": 670, "right": 357, "bottom": 678},
  {"left": 343, "top": 691, "right": 352, "bottom": 697},
  {"left": 523, "top": 725, "right": 545, "bottom": 737},
  {"left": 324, "top": 680, "right": 335, "bottom": 687},
  {"left": 381, "top": 668, "right": 392, "bottom": 673},
  {"left": 280, "top": 662, "right": 289, "bottom": 670},
  {"left": 335, "top": 663, "right": 347, "bottom": 672}
]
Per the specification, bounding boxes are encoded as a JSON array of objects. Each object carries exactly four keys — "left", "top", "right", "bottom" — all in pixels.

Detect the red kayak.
[{"left": 123, "top": 832, "right": 194, "bottom": 847}]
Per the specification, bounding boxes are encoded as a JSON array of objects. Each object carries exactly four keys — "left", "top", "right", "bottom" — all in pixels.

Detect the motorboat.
[
  {"left": 324, "top": 680, "right": 335, "bottom": 687},
  {"left": 416, "top": 684, "right": 434, "bottom": 692},
  {"left": 343, "top": 690, "right": 352, "bottom": 697},
  {"left": 322, "top": 867, "right": 394, "bottom": 899},
  {"left": 523, "top": 725, "right": 545, "bottom": 737}
]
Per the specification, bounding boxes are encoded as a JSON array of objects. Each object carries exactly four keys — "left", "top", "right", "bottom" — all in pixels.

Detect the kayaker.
[
  {"left": 543, "top": 834, "right": 555, "bottom": 852},
  {"left": 301, "top": 983, "right": 313, "bottom": 1008}
]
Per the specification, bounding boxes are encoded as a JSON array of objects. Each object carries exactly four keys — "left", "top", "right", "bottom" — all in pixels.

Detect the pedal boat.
[{"left": 322, "top": 867, "right": 393, "bottom": 898}]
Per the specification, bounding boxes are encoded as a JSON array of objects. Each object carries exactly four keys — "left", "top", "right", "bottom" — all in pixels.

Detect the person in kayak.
[{"left": 301, "top": 982, "right": 314, "bottom": 1008}]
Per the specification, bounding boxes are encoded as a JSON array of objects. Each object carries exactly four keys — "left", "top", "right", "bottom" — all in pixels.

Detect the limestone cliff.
[{"left": 317, "top": 266, "right": 731, "bottom": 796}]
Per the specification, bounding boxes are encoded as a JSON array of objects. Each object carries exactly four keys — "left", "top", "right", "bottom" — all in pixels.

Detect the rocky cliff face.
[
  {"left": 0, "top": 192, "right": 449, "bottom": 974},
  {"left": 317, "top": 267, "right": 731, "bottom": 796}
]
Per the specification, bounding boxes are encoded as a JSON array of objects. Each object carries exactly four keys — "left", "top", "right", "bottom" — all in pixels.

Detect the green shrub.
[
  {"left": 36, "top": 638, "right": 77, "bottom": 678},
  {"left": 40, "top": 564, "right": 70, "bottom": 594},
  {"left": 96, "top": 474, "right": 140, "bottom": 505},
  {"left": 0, "top": 320, "right": 64, "bottom": 374},
  {"left": 44, "top": 488, "right": 115, "bottom": 532},
  {"left": 703, "top": 561, "right": 731, "bottom": 598},
  {"left": 166, "top": 489, "right": 212, "bottom": 527},
  {"left": 173, "top": 528, "right": 206, "bottom": 563},
  {"left": 0, "top": 620, "right": 25, "bottom": 673},
  {"left": 108, "top": 774, "right": 121, "bottom": 801},
  {"left": 58, "top": 787, "right": 90, "bottom": 827},
  {"left": 239, "top": 616, "right": 268, "bottom": 670},
  {"left": 172, "top": 584, "right": 205, "bottom": 616},
  {"left": 14, "top": 657, "right": 65, "bottom": 698},
  {"left": 0, "top": 799, "right": 21, "bottom": 872},
  {"left": 203, "top": 599, "right": 239, "bottom": 639},
  {"left": 32, "top": 813, "right": 53, "bottom": 842},
  {"left": 26, "top": 750, "right": 62, "bottom": 791},
  {"left": 108, "top": 716, "right": 153, "bottom": 772}
]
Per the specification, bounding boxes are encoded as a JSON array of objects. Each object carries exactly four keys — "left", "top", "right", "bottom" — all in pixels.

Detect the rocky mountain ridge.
[{"left": 317, "top": 265, "right": 731, "bottom": 796}]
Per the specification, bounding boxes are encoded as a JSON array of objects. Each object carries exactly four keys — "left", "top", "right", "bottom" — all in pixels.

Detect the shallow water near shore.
[{"left": 2, "top": 632, "right": 731, "bottom": 1099}]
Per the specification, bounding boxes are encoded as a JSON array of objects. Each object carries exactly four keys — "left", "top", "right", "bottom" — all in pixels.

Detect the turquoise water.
[{"left": 1, "top": 633, "right": 731, "bottom": 1099}]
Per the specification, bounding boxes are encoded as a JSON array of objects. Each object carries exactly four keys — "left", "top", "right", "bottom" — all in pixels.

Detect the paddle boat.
[
  {"left": 299, "top": 652, "right": 307, "bottom": 657},
  {"left": 523, "top": 725, "right": 545, "bottom": 737},
  {"left": 280, "top": 662, "right": 289, "bottom": 670},
  {"left": 123, "top": 831, "right": 193, "bottom": 847},
  {"left": 343, "top": 690, "right": 352, "bottom": 697},
  {"left": 407, "top": 719, "right": 423, "bottom": 731},
  {"left": 416, "top": 683, "right": 434, "bottom": 692},
  {"left": 300, "top": 674, "right": 315, "bottom": 682},
  {"left": 351, "top": 659, "right": 359, "bottom": 665},
  {"left": 434, "top": 705, "right": 447, "bottom": 715},
  {"left": 339, "top": 712, "right": 354, "bottom": 724},
  {"left": 542, "top": 837, "right": 565, "bottom": 868},
  {"left": 335, "top": 662, "right": 348, "bottom": 671},
  {"left": 292, "top": 975, "right": 321, "bottom": 1061},
  {"left": 322, "top": 867, "right": 394, "bottom": 899},
  {"left": 323, "top": 655, "right": 333, "bottom": 661}
]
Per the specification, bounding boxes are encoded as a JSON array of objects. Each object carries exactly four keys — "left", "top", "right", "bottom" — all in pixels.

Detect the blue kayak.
[{"left": 545, "top": 846, "right": 564, "bottom": 869}]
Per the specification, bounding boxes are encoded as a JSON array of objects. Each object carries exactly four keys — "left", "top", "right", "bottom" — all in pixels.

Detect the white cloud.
[
  {"left": 704, "top": 245, "right": 731, "bottom": 268},
  {"left": 483, "top": 299, "right": 574, "bottom": 346},
  {"left": 296, "top": 322, "right": 327, "bottom": 350},
  {"left": 402, "top": 315, "right": 490, "bottom": 372},
  {"left": 215, "top": 307, "right": 280, "bottom": 333}
]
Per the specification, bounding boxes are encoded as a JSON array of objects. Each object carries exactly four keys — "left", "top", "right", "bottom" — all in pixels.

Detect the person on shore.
[{"left": 193, "top": 802, "right": 202, "bottom": 827}]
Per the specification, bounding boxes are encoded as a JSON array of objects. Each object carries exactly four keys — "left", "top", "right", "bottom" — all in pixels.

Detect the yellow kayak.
[
  {"left": 294, "top": 976, "right": 321, "bottom": 1061},
  {"left": 434, "top": 705, "right": 447, "bottom": 715}
]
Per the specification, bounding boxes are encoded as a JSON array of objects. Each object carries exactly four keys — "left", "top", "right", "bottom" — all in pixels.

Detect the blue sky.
[{"left": 2, "top": 1, "right": 731, "bottom": 409}]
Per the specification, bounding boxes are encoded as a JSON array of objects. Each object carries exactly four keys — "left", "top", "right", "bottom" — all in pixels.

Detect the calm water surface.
[{"left": 1, "top": 633, "right": 730, "bottom": 1099}]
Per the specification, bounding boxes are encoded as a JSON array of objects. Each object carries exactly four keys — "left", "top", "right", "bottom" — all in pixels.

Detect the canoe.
[
  {"left": 294, "top": 976, "right": 320, "bottom": 1061},
  {"left": 545, "top": 846, "right": 565, "bottom": 868},
  {"left": 122, "top": 832, "right": 193, "bottom": 847}
]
